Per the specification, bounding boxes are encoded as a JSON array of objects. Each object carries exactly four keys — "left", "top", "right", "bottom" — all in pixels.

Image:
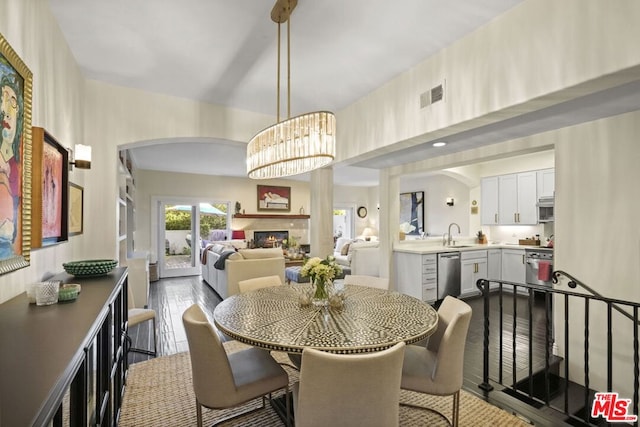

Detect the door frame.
[
  {"left": 151, "top": 196, "right": 232, "bottom": 278},
  {"left": 333, "top": 204, "right": 356, "bottom": 240},
  {"left": 157, "top": 198, "right": 201, "bottom": 278}
]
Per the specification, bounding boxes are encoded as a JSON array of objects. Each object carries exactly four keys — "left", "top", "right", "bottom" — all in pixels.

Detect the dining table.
[
  {"left": 213, "top": 282, "right": 439, "bottom": 355},
  {"left": 213, "top": 282, "right": 438, "bottom": 423}
]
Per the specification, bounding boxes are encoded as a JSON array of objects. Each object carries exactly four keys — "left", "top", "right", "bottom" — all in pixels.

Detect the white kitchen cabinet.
[
  {"left": 487, "top": 249, "right": 502, "bottom": 290},
  {"left": 498, "top": 172, "right": 537, "bottom": 225},
  {"left": 395, "top": 252, "right": 437, "bottom": 303},
  {"left": 482, "top": 171, "right": 538, "bottom": 225},
  {"left": 537, "top": 168, "right": 555, "bottom": 198},
  {"left": 481, "top": 176, "right": 499, "bottom": 225},
  {"left": 461, "top": 250, "right": 487, "bottom": 297},
  {"left": 501, "top": 248, "right": 526, "bottom": 285}
]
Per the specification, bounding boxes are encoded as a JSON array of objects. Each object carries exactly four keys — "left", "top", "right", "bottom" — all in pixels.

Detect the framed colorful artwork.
[
  {"left": 31, "top": 127, "right": 69, "bottom": 248},
  {"left": 69, "top": 182, "right": 83, "bottom": 236},
  {"left": 399, "top": 191, "right": 424, "bottom": 236},
  {"left": 257, "top": 185, "right": 291, "bottom": 211},
  {"left": 0, "top": 33, "right": 33, "bottom": 274}
]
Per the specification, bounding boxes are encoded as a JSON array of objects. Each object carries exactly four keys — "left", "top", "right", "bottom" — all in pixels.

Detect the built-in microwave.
[{"left": 537, "top": 196, "right": 554, "bottom": 222}]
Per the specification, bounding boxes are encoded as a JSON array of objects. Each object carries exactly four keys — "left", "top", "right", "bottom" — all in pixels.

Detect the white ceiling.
[{"left": 49, "top": 0, "right": 640, "bottom": 186}]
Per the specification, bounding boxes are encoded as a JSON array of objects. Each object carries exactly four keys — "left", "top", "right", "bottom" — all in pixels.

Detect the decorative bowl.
[
  {"left": 58, "top": 284, "right": 81, "bottom": 302},
  {"left": 63, "top": 259, "right": 118, "bottom": 277}
]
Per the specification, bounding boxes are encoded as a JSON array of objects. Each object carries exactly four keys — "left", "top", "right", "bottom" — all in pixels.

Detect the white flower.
[{"left": 301, "top": 255, "right": 342, "bottom": 284}]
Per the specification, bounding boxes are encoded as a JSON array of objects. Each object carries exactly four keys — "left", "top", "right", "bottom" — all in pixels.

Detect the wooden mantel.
[{"left": 233, "top": 214, "right": 310, "bottom": 219}]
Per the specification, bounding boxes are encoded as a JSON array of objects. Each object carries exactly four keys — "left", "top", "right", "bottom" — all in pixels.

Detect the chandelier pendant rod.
[
  {"left": 277, "top": 22, "right": 281, "bottom": 123},
  {"left": 287, "top": 14, "right": 291, "bottom": 120},
  {"left": 247, "top": 0, "right": 335, "bottom": 180}
]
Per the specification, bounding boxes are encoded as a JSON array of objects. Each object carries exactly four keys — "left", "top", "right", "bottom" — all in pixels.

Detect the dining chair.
[
  {"left": 182, "top": 304, "right": 290, "bottom": 427},
  {"left": 294, "top": 342, "right": 405, "bottom": 427},
  {"left": 343, "top": 274, "right": 389, "bottom": 290},
  {"left": 238, "top": 275, "right": 283, "bottom": 294},
  {"left": 400, "top": 295, "right": 472, "bottom": 427},
  {"left": 126, "top": 282, "right": 157, "bottom": 357}
]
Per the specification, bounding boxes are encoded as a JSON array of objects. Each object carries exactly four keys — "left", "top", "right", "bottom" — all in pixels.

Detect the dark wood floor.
[{"left": 128, "top": 276, "right": 569, "bottom": 425}]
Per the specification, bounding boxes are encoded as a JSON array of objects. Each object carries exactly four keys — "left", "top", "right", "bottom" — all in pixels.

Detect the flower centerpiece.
[{"left": 300, "top": 255, "right": 343, "bottom": 306}]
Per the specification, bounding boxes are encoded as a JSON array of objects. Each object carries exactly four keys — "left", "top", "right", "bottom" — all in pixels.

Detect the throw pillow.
[{"left": 340, "top": 243, "right": 350, "bottom": 256}]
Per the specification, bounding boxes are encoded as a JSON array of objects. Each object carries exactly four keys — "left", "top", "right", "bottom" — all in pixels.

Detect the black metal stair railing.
[{"left": 476, "top": 273, "right": 640, "bottom": 427}]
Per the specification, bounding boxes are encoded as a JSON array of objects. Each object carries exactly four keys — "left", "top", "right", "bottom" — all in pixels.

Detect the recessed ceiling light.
[{"left": 432, "top": 141, "right": 447, "bottom": 147}]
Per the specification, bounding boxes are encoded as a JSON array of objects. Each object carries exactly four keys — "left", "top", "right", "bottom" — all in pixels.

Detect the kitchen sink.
[{"left": 445, "top": 245, "right": 474, "bottom": 248}]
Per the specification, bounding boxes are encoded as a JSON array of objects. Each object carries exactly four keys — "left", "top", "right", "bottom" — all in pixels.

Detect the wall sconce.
[
  {"left": 446, "top": 197, "right": 454, "bottom": 207},
  {"left": 70, "top": 144, "right": 92, "bottom": 170}
]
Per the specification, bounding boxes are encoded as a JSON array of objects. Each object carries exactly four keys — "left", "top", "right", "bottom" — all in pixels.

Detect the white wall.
[
  {"left": 554, "top": 111, "right": 640, "bottom": 399},
  {"left": 337, "top": 0, "right": 640, "bottom": 165},
  {"left": 0, "top": 0, "right": 87, "bottom": 303},
  {"left": 334, "top": 185, "right": 375, "bottom": 237},
  {"left": 400, "top": 174, "right": 471, "bottom": 238}
]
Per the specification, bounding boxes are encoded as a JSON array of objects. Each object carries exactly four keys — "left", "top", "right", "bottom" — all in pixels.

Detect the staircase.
[{"left": 475, "top": 272, "right": 639, "bottom": 427}]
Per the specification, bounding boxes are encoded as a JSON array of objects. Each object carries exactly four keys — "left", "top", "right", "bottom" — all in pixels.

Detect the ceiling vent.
[{"left": 419, "top": 81, "right": 445, "bottom": 109}]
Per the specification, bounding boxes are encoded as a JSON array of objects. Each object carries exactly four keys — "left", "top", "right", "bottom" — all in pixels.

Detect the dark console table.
[{"left": 0, "top": 267, "right": 129, "bottom": 426}]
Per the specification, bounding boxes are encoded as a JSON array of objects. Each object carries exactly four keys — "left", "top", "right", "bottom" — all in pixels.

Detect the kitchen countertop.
[{"left": 393, "top": 241, "right": 554, "bottom": 255}]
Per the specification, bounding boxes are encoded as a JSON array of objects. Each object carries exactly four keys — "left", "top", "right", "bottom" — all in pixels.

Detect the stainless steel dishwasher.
[{"left": 437, "top": 252, "right": 461, "bottom": 299}]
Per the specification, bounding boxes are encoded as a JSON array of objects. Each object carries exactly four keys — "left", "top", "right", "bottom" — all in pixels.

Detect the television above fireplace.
[{"left": 253, "top": 230, "right": 289, "bottom": 248}]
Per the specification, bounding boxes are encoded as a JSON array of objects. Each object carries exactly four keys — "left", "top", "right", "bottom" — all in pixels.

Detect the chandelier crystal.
[
  {"left": 247, "top": 0, "right": 335, "bottom": 179},
  {"left": 247, "top": 111, "right": 335, "bottom": 179}
]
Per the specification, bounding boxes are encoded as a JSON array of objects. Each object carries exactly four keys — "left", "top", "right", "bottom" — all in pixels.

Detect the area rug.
[{"left": 119, "top": 341, "right": 529, "bottom": 426}]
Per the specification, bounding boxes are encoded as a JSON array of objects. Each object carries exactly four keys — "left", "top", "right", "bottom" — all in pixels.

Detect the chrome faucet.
[{"left": 447, "top": 223, "right": 461, "bottom": 246}]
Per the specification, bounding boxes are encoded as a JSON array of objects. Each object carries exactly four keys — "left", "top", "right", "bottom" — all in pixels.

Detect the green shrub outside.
[{"left": 165, "top": 204, "right": 227, "bottom": 239}]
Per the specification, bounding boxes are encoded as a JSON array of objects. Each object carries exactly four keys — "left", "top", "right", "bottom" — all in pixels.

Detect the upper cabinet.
[
  {"left": 481, "top": 169, "right": 552, "bottom": 226},
  {"left": 537, "top": 168, "right": 555, "bottom": 198},
  {"left": 480, "top": 176, "right": 499, "bottom": 225},
  {"left": 499, "top": 171, "right": 537, "bottom": 225}
]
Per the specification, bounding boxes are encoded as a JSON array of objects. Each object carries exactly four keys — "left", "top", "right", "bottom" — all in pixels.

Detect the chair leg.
[
  {"left": 196, "top": 399, "right": 203, "bottom": 427},
  {"left": 285, "top": 384, "right": 291, "bottom": 427},
  {"left": 400, "top": 391, "right": 460, "bottom": 427},
  {"left": 129, "top": 318, "right": 157, "bottom": 357},
  {"left": 452, "top": 390, "right": 460, "bottom": 427}
]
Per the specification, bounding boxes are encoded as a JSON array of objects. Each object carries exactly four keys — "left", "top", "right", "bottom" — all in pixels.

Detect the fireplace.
[{"left": 253, "top": 230, "right": 289, "bottom": 248}]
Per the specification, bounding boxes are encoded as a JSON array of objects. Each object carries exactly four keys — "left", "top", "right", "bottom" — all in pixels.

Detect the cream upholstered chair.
[
  {"left": 126, "top": 282, "right": 157, "bottom": 356},
  {"left": 400, "top": 296, "right": 472, "bottom": 427},
  {"left": 238, "top": 275, "right": 283, "bottom": 294},
  {"left": 294, "top": 342, "right": 405, "bottom": 427},
  {"left": 343, "top": 274, "right": 389, "bottom": 290},
  {"left": 182, "top": 304, "right": 290, "bottom": 427}
]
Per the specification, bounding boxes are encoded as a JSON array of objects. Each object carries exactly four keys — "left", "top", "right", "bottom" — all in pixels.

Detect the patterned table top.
[{"left": 213, "top": 284, "right": 438, "bottom": 354}]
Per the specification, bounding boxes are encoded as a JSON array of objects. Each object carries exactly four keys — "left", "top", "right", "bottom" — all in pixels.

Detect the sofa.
[
  {"left": 333, "top": 238, "right": 380, "bottom": 276},
  {"left": 202, "top": 246, "right": 285, "bottom": 299}
]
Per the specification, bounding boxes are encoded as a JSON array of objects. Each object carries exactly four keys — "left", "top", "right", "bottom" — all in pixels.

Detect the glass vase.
[{"left": 312, "top": 278, "right": 330, "bottom": 307}]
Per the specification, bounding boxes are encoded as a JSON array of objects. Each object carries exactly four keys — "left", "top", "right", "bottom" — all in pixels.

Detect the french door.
[{"left": 158, "top": 201, "right": 201, "bottom": 278}]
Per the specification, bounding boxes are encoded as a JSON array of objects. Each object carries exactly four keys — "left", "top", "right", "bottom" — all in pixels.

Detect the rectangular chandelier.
[
  {"left": 247, "top": 111, "right": 335, "bottom": 179},
  {"left": 246, "top": 0, "right": 335, "bottom": 179}
]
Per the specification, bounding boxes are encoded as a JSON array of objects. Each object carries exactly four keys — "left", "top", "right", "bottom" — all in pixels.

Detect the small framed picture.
[
  {"left": 39, "top": 131, "right": 69, "bottom": 246},
  {"left": 257, "top": 185, "right": 291, "bottom": 211},
  {"left": 69, "top": 182, "right": 84, "bottom": 236}
]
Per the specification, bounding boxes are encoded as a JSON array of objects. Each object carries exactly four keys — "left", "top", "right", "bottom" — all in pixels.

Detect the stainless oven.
[{"left": 525, "top": 248, "right": 553, "bottom": 286}]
